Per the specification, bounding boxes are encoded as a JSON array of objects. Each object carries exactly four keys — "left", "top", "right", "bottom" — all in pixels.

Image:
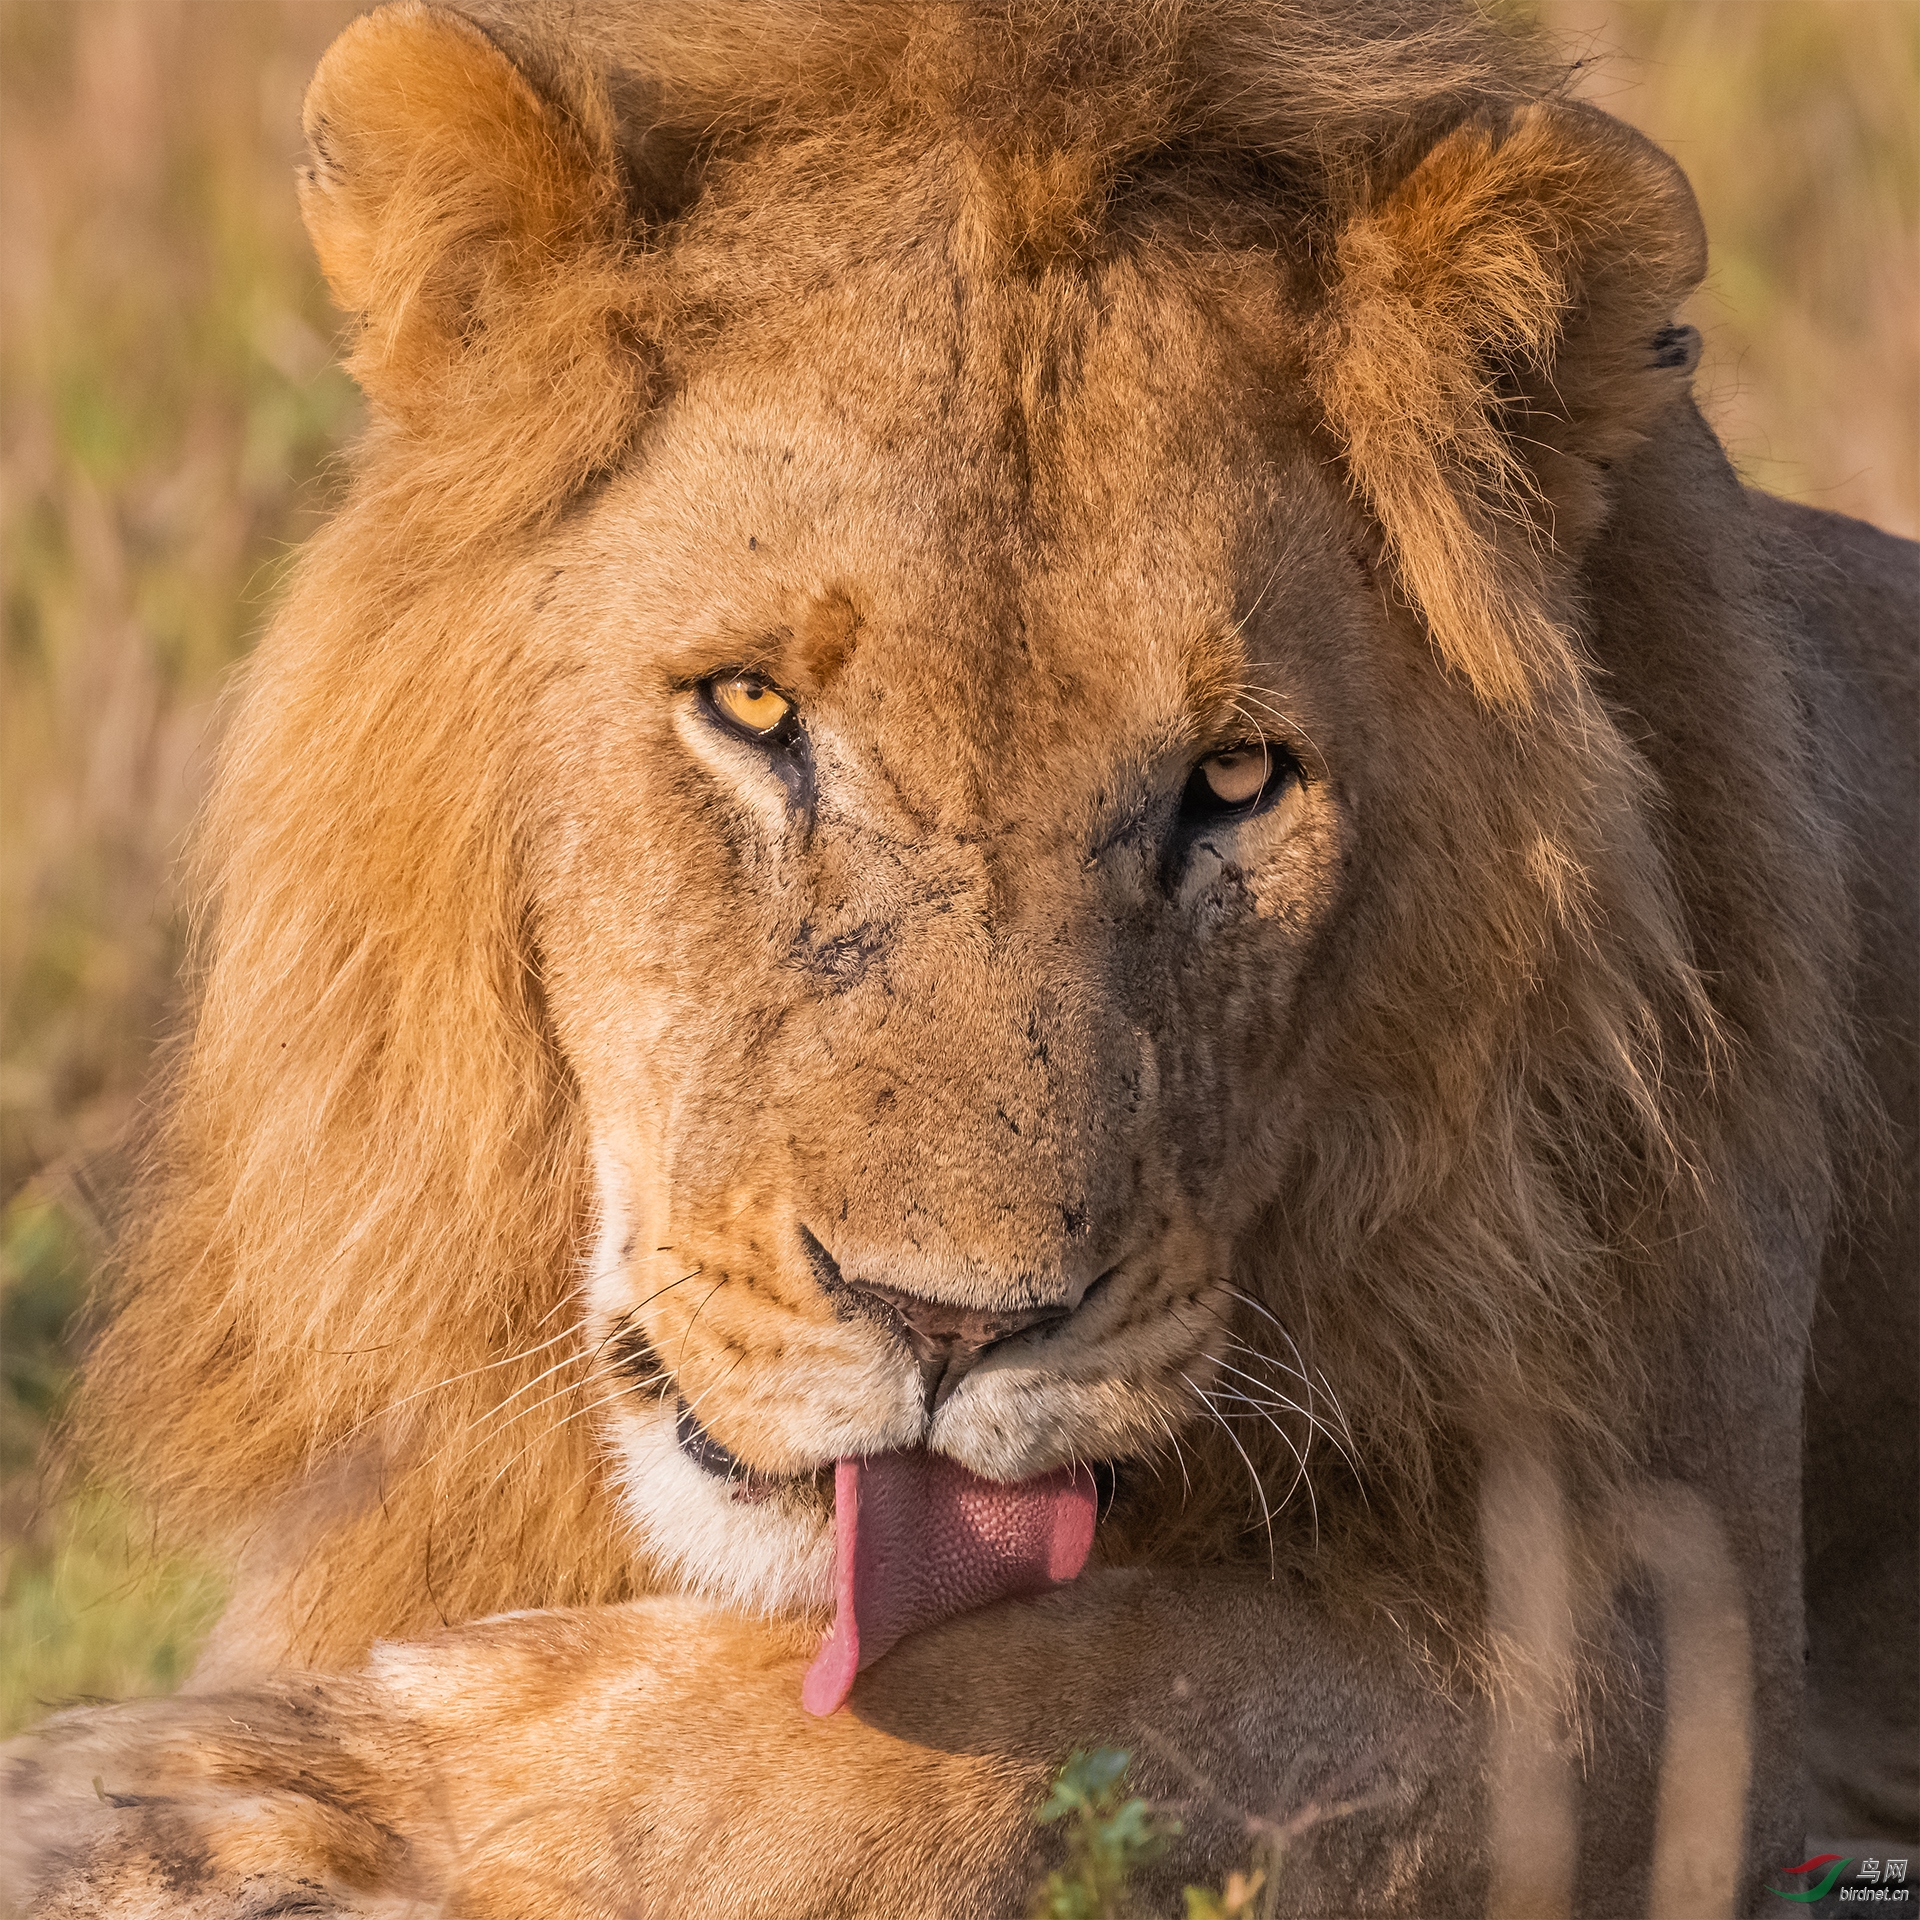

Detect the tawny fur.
[
  {"left": 73, "top": 0, "right": 1847, "bottom": 1673},
  {"left": 22, "top": 2, "right": 1909, "bottom": 1913}
]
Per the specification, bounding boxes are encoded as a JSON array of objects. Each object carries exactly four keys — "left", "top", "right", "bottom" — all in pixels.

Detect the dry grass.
[
  {"left": 0, "top": 0, "right": 1913, "bottom": 1734},
  {"left": 1, "top": 0, "right": 359, "bottom": 1731}
]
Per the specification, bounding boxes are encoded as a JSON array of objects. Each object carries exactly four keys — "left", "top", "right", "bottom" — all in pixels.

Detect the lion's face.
[
  {"left": 520, "top": 260, "right": 1377, "bottom": 1607},
  {"left": 110, "top": 5, "right": 1721, "bottom": 1661}
]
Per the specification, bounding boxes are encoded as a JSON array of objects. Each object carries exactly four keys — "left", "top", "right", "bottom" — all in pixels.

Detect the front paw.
[{"left": 2, "top": 1682, "right": 417, "bottom": 1917}]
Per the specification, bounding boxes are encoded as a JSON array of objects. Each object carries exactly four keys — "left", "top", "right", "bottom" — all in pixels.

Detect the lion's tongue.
[{"left": 801, "top": 1452, "right": 1096, "bottom": 1716}]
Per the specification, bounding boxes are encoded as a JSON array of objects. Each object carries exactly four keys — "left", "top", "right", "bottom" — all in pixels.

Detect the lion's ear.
[
  {"left": 1312, "top": 101, "right": 1708, "bottom": 710},
  {"left": 299, "top": 2, "right": 624, "bottom": 421}
]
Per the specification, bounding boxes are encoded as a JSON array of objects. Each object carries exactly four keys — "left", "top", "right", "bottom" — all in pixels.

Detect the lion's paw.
[{"left": 2, "top": 1688, "right": 421, "bottom": 1918}]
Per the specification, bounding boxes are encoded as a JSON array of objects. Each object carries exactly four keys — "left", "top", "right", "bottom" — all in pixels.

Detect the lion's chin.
[{"left": 610, "top": 1398, "right": 840, "bottom": 1616}]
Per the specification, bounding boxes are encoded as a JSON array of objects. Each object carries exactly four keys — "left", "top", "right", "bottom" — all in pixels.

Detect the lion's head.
[{"left": 86, "top": 1, "right": 1848, "bottom": 1675}]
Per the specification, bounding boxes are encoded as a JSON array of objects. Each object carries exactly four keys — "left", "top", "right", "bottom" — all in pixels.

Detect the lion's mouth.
[
  {"left": 803, "top": 1451, "right": 1098, "bottom": 1714},
  {"left": 672, "top": 1398, "right": 1111, "bottom": 1714},
  {"left": 672, "top": 1396, "right": 1120, "bottom": 1508}
]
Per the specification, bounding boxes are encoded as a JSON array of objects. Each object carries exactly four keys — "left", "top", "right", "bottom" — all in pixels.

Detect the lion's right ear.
[{"left": 299, "top": 2, "right": 632, "bottom": 431}]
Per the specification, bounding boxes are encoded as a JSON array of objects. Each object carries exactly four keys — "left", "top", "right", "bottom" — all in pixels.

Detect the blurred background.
[{"left": 1, "top": 0, "right": 1915, "bottom": 1734}]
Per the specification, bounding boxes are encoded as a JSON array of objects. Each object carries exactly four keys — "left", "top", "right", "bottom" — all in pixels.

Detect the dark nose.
[
  {"left": 854, "top": 1279, "right": 1072, "bottom": 1412},
  {"left": 797, "top": 1226, "right": 1072, "bottom": 1412}
]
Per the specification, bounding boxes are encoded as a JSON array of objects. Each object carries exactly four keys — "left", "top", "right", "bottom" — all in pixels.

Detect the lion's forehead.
[{"left": 553, "top": 259, "right": 1353, "bottom": 792}]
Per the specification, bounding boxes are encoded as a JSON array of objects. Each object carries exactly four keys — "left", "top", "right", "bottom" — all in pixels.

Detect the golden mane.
[{"left": 81, "top": 0, "right": 1858, "bottom": 1670}]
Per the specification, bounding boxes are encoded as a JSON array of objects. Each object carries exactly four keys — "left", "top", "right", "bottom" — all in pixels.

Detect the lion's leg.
[
  {"left": 12, "top": 1535, "right": 1805, "bottom": 1918},
  {"left": 10, "top": 1579, "right": 1481, "bottom": 1920},
  {"left": 363, "top": 1581, "right": 1490, "bottom": 1918}
]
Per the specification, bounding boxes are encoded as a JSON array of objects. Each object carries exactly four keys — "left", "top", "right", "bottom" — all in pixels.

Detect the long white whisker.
[
  {"left": 1219, "top": 1285, "right": 1315, "bottom": 1381},
  {"left": 478, "top": 1384, "right": 641, "bottom": 1496},
  {"left": 1211, "top": 1356, "right": 1325, "bottom": 1438},
  {"left": 1146, "top": 1401, "right": 1193, "bottom": 1500},
  {"left": 349, "top": 1322, "right": 583, "bottom": 1437},
  {"left": 1193, "top": 1372, "right": 1307, "bottom": 1468},
  {"left": 1221, "top": 1287, "right": 1359, "bottom": 1464},
  {"left": 1198, "top": 1370, "right": 1320, "bottom": 1540},
  {"left": 524, "top": 1289, "right": 578, "bottom": 1336},
  {"left": 1214, "top": 1346, "right": 1353, "bottom": 1473},
  {"left": 472, "top": 1340, "right": 603, "bottom": 1423},
  {"left": 446, "top": 1361, "right": 620, "bottom": 1467},
  {"left": 1183, "top": 1372, "right": 1276, "bottom": 1575},
  {"left": 1215, "top": 1291, "right": 1328, "bottom": 1443}
]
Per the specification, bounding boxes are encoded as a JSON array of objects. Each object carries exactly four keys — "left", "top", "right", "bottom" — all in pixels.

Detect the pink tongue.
[{"left": 801, "top": 1452, "right": 1097, "bottom": 1717}]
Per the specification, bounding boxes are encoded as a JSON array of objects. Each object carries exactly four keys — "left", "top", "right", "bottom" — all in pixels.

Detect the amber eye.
[
  {"left": 1178, "top": 738, "right": 1299, "bottom": 832},
  {"left": 1198, "top": 743, "right": 1270, "bottom": 806},
  {"left": 706, "top": 674, "right": 794, "bottom": 738}
]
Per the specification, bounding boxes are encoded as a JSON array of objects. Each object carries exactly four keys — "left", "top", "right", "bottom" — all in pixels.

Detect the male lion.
[{"left": 5, "top": 2, "right": 1915, "bottom": 1915}]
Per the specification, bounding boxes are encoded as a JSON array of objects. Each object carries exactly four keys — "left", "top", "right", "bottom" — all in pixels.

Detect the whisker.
[
  {"left": 1146, "top": 1401, "right": 1193, "bottom": 1500},
  {"left": 349, "top": 1265, "right": 706, "bottom": 1460},
  {"left": 1213, "top": 1346, "right": 1353, "bottom": 1473},
  {"left": 1220, "top": 1286, "right": 1359, "bottom": 1465},
  {"left": 570, "top": 1265, "right": 710, "bottom": 1384},
  {"left": 1219, "top": 1284, "right": 1315, "bottom": 1380},
  {"left": 1124, "top": 1443, "right": 1168, "bottom": 1490},
  {"left": 584, "top": 1265, "right": 707, "bottom": 1375},
  {"left": 349, "top": 1322, "right": 584, "bottom": 1437},
  {"left": 1197, "top": 1369, "right": 1320, "bottom": 1540},
  {"left": 1192, "top": 1371, "right": 1300, "bottom": 1453},
  {"left": 673, "top": 1279, "right": 728, "bottom": 1375},
  {"left": 1211, "top": 1279, "right": 1331, "bottom": 1440},
  {"left": 677, "top": 1352, "right": 749, "bottom": 1430},
  {"left": 619, "top": 1265, "right": 706, "bottom": 1324},
  {"left": 477, "top": 1385, "right": 642, "bottom": 1497},
  {"left": 444, "top": 1361, "right": 621, "bottom": 1468},
  {"left": 1183, "top": 1372, "right": 1276, "bottom": 1575},
  {"left": 1211, "top": 1356, "right": 1323, "bottom": 1433},
  {"left": 1279, "top": 1272, "right": 1360, "bottom": 1502},
  {"left": 525, "top": 1289, "right": 579, "bottom": 1335},
  {"left": 471, "top": 1339, "right": 605, "bottom": 1423}
]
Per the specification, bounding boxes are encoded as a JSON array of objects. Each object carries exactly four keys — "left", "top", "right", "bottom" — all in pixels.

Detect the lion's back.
[{"left": 1762, "top": 493, "right": 1920, "bottom": 1845}]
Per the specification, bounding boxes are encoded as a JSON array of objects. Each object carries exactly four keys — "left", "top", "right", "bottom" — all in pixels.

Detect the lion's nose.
[
  {"left": 853, "top": 1280, "right": 1073, "bottom": 1412},
  {"left": 797, "top": 1226, "right": 1073, "bottom": 1413}
]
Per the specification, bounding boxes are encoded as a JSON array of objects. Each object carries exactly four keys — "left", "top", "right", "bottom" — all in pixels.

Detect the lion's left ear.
[{"left": 1311, "top": 101, "right": 1708, "bottom": 710}]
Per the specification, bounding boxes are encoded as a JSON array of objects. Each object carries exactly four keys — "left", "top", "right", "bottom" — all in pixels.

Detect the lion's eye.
[
  {"left": 1198, "top": 744, "right": 1269, "bottom": 806},
  {"left": 705, "top": 675, "right": 794, "bottom": 738},
  {"left": 1176, "top": 739, "right": 1299, "bottom": 835}
]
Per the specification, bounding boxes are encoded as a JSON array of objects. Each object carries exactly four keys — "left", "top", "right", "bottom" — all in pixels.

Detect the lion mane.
[{"left": 79, "top": 0, "right": 1865, "bottom": 1722}]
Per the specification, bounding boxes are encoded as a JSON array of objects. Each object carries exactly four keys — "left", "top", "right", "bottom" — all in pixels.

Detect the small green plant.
[
  {"left": 1029, "top": 1749, "right": 1282, "bottom": 1920},
  {"left": 1031, "top": 1747, "right": 1176, "bottom": 1920}
]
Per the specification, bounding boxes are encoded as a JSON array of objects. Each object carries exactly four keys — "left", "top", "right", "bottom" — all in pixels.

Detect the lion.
[{"left": 5, "top": 1, "right": 1914, "bottom": 1914}]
